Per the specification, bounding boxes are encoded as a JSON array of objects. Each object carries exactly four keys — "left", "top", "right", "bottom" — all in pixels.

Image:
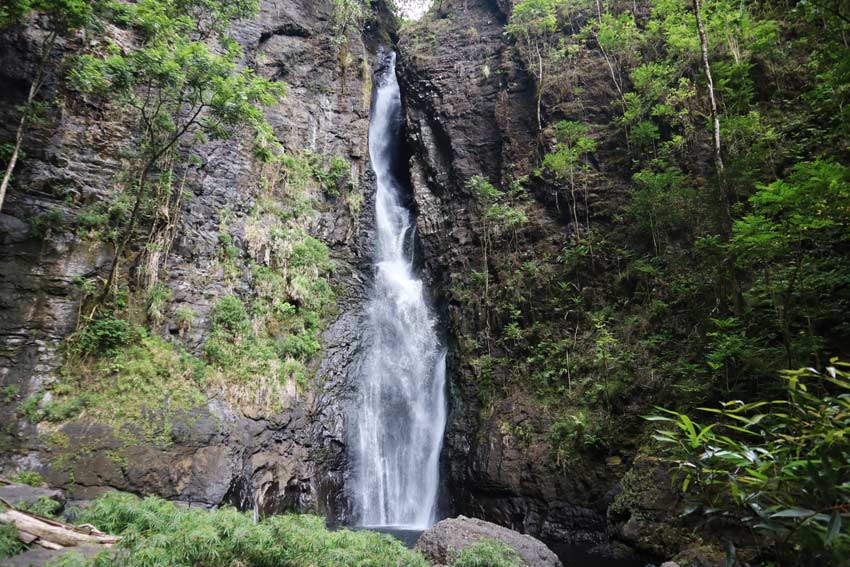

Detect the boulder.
[
  {"left": 0, "top": 544, "right": 104, "bottom": 567},
  {"left": 0, "top": 484, "right": 65, "bottom": 511},
  {"left": 415, "top": 516, "right": 562, "bottom": 567}
]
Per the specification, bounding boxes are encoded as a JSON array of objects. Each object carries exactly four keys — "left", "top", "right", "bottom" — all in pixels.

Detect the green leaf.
[
  {"left": 826, "top": 511, "right": 842, "bottom": 544},
  {"left": 770, "top": 508, "right": 817, "bottom": 519}
]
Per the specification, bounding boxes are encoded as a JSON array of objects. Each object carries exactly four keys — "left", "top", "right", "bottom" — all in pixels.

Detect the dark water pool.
[
  {"left": 546, "top": 543, "right": 653, "bottom": 567},
  {"left": 363, "top": 526, "right": 425, "bottom": 548},
  {"left": 362, "top": 527, "right": 653, "bottom": 567}
]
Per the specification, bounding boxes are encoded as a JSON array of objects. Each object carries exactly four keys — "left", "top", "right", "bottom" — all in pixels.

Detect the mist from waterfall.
[{"left": 352, "top": 51, "right": 447, "bottom": 529}]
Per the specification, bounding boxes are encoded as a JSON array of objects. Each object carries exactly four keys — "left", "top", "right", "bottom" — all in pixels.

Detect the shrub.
[
  {"left": 8, "top": 470, "right": 44, "bottom": 487},
  {"left": 52, "top": 334, "right": 207, "bottom": 440},
  {"left": 71, "top": 316, "right": 140, "bottom": 356},
  {"left": 18, "top": 496, "right": 62, "bottom": 518},
  {"left": 0, "top": 523, "right": 25, "bottom": 560},
  {"left": 209, "top": 295, "right": 250, "bottom": 335},
  {"left": 649, "top": 361, "right": 850, "bottom": 566}
]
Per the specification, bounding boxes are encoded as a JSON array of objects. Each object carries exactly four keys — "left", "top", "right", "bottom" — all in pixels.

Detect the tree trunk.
[
  {"left": 0, "top": 509, "right": 119, "bottom": 548},
  {"left": 0, "top": 113, "right": 27, "bottom": 212},
  {"left": 535, "top": 40, "right": 544, "bottom": 131},
  {"left": 0, "top": 31, "right": 56, "bottom": 213},
  {"left": 693, "top": 0, "right": 733, "bottom": 238}
]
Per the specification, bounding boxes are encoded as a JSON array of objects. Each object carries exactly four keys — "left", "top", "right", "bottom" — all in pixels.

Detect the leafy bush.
[
  {"left": 8, "top": 470, "right": 44, "bottom": 487},
  {"left": 0, "top": 523, "right": 25, "bottom": 560},
  {"left": 70, "top": 493, "right": 428, "bottom": 567},
  {"left": 71, "top": 316, "right": 140, "bottom": 356},
  {"left": 451, "top": 539, "right": 522, "bottom": 567},
  {"left": 52, "top": 334, "right": 207, "bottom": 440},
  {"left": 19, "top": 392, "right": 45, "bottom": 424},
  {"left": 548, "top": 410, "right": 605, "bottom": 466},
  {"left": 649, "top": 361, "right": 850, "bottom": 565},
  {"left": 18, "top": 496, "right": 63, "bottom": 518},
  {"left": 209, "top": 295, "right": 250, "bottom": 335}
]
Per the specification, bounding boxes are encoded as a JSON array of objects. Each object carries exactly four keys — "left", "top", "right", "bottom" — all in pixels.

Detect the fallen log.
[{"left": 0, "top": 509, "right": 119, "bottom": 548}]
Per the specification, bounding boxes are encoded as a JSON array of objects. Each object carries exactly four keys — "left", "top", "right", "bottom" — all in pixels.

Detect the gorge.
[{"left": 1, "top": 1, "right": 849, "bottom": 566}]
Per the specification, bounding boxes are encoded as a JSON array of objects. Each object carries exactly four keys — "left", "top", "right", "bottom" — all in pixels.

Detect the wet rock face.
[
  {"left": 0, "top": 0, "right": 383, "bottom": 518},
  {"left": 462, "top": 394, "right": 609, "bottom": 546},
  {"left": 415, "top": 515, "right": 563, "bottom": 567},
  {"left": 397, "top": 0, "right": 610, "bottom": 544}
]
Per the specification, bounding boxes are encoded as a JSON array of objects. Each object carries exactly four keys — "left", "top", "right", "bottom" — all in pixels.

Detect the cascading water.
[{"left": 352, "top": 51, "right": 447, "bottom": 530}]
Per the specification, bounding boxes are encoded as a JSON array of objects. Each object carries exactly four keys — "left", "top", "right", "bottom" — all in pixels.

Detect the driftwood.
[{"left": 0, "top": 507, "right": 120, "bottom": 550}]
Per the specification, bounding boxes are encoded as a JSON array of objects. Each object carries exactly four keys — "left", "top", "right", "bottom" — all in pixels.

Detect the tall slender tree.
[{"left": 0, "top": 0, "right": 98, "bottom": 212}]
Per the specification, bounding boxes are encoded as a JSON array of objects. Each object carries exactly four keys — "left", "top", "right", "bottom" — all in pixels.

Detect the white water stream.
[{"left": 352, "top": 52, "right": 447, "bottom": 529}]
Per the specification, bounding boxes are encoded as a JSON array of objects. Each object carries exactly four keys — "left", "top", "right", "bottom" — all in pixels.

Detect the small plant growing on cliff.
[
  {"left": 541, "top": 120, "right": 596, "bottom": 239},
  {"left": 506, "top": 0, "right": 560, "bottom": 130},
  {"left": 0, "top": 523, "right": 25, "bottom": 560},
  {"left": 8, "top": 470, "right": 44, "bottom": 487},
  {"left": 331, "top": 0, "right": 365, "bottom": 45}
]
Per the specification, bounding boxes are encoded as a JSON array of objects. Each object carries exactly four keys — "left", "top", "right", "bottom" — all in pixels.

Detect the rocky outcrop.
[
  {"left": 415, "top": 516, "right": 562, "bottom": 567},
  {"left": 0, "top": 0, "right": 391, "bottom": 519}
]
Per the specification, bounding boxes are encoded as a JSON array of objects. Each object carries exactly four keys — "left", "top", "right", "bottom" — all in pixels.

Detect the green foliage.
[
  {"left": 548, "top": 410, "right": 605, "bottom": 466},
  {"left": 331, "top": 0, "right": 365, "bottom": 45},
  {"left": 505, "top": 0, "right": 558, "bottom": 38},
  {"left": 313, "top": 155, "right": 350, "bottom": 196},
  {"left": 209, "top": 295, "right": 250, "bottom": 335},
  {"left": 8, "top": 470, "right": 44, "bottom": 487},
  {"left": 70, "top": 493, "right": 428, "bottom": 567},
  {"left": 18, "top": 496, "right": 63, "bottom": 518},
  {"left": 1, "top": 384, "right": 20, "bottom": 403},
  {"left": 649, "top": 361, "right": 850, "bottom": 565},
  {"left": 47, "top": 332, "right": 206, "bottom": 442},
  {"left": 451, "top": 539, "right": 522, "bottom": 567},
  {"left": 29, "top": 207, "right": 67, "bottom": 237},
  {"left": 0, "top": 523, "right": 25, "bottom": 561},
  {"left": 629, "top": 162, "right": 694, "bottom": 254},
  {"left": 64, "top": 0, "right": 285, "bottom": 310},
  {"left": 68, "top": 315, "right": 140, "bottom": 356},
  {"left": 19, "top": 392, "right": 45, "bottom": 424},
  {"left": 1, "top": 0, "right": 101, "bottom": 32}
]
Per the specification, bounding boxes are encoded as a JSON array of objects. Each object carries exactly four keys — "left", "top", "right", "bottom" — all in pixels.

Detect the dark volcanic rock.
[
  {"left": 397, "top": 0, "right": 612, "bottom": 544},
  {"left": 0, "top": 545, "right": 104, "bottom": 567},
  {"left": 0, "top": 0, "right": 388, "bottom": 520},
  {"left": 415, "top": 515, "right": 562, "bottom": 567}
]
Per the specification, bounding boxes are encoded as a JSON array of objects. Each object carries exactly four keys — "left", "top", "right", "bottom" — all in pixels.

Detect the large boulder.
[{"left": 415, "top": 516, "right": 562, "bottom": 567}]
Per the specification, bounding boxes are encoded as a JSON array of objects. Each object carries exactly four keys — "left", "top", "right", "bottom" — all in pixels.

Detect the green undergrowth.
[
  {"left": 43, "top": 493, "right": 428, "bottom": 567},
  {"left": 7, "top": 470, "right": 45, "bottom": 487},
  {"left": 23, "top": 328, "right": 206, "bottom": 444},
  {"left": 0, "top": 523, "right": 25, "bottom": 561},
  {"left": 17, "top": 496, "right": 63, "bottom": 518},
  {"left": 21, "top": 144, "right": 343, "bottom": 434}
]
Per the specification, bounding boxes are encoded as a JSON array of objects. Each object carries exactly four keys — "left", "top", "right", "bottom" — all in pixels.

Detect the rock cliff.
[
  {"left": 0, "top": 0, "right": 392, "bottom": 521},
  {"left": 398, "top": 0, "right": 638, "bottom": 549}
]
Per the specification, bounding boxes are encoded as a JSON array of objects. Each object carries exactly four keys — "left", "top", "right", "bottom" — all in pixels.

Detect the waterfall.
[{"left": 352, "top": 51, "right": 447, "bottom": 529}]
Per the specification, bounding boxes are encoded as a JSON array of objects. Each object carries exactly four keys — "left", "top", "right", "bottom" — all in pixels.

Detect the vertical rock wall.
[
  {"left": 398, "top": 0, "right": 622, "bottom": 545},
  {"left": 0, "top": 0, "right": 393, "bottom": 520}
]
